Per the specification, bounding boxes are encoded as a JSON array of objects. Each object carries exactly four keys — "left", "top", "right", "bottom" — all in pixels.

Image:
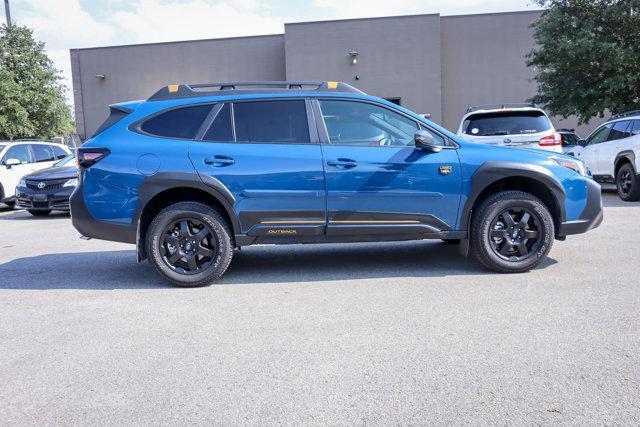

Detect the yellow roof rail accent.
[
  {"left": 168, "top": 84, "right": 180, "bottom": 93},
  {"left": 327, "top": 81, "right": 338, "bottom": 89}
]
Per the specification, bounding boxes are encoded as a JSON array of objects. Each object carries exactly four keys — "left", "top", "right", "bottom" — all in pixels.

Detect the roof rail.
[
  {"left": 465, "top": 103, "right": 541, "bottom": 114},
  {"left": 611, "top": 109, "right": 640, "bottom": 120},
  {"left": 148, "top": 81, "right": 365, "bottom": 101}
]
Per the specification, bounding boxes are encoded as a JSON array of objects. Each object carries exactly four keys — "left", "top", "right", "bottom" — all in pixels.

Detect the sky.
[{"left": 1, "top": 0, "right": 538, "bottom": 104}]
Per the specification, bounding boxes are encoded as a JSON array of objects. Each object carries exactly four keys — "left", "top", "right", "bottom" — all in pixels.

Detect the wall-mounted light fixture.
[
  {"left": 95, "top": 74, "right": 106, "bottom": 79},
  {"left": 348, "top": 51, "right": 359, "bottom": 65}
]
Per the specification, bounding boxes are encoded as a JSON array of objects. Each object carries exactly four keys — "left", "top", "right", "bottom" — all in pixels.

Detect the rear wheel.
[
  {"left": 616, "top": 163, "right": 640, "bottom": 201},
  {"left": 470, "top": 191, "right": 554, "bottom": 273},
  {"left": 28, "top": 209, "right": 51, "bottom": 216},
  {"left": 146, "top": 201, "right": 234, "bottom": 287}
]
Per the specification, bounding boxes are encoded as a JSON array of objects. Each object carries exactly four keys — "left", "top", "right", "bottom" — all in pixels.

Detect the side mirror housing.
[
  {"left": 577, "top": 139, "right": 588, "bottom": 147},
  {"left": 415, "top": 130, "right": 443, "bottom": 153},
  {"left": 4, "top": 158, "right": 20, "bottom": 169}
]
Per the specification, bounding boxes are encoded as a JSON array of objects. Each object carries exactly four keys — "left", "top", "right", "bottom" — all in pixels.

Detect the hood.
[{"left": 24, "top": 165, "right": 78, "bottom": 181}]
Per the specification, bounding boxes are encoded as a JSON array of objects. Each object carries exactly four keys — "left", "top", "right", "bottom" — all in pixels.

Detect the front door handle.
[
  {"left": 204, "top": 155, "right": 234, "bottom": 167},
  {"left": 327, "top": 158, "right": 358, "bottom": 169}
]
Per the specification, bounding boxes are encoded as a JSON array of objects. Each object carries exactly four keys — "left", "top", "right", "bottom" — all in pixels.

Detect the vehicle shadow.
[
  {"left": 0, "top": 241, "right": 557, "bottom": 290},
  {"left": 0, "top": 210, "right": 70, "bottom": 220},
  {"left": 601, "top": 189, "right": 640, "bottom": 208}
]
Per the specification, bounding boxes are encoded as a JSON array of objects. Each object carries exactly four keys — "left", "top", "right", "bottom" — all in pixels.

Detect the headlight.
[
  {"left": 550, "top": 157, "right": 589, "bottom": 177},
  {"left": 63, "top": 178, "right": 78, "bottom": 187},
  {"left": 18, "top": 179, "right": 26, "bottom": 187}
]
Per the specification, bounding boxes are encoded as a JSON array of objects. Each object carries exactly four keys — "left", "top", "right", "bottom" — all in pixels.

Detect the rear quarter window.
[
  {"left": 463, "top": 111, "right": 552, "bottom": 136},
  {"left": 141, "top": 104, "right": 213, "bottom": 139}
]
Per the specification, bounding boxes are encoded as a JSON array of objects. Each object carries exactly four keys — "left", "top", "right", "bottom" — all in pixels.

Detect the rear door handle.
[
  {"left": 204, "top": 155, "right": 234, "bottom": 167},
  {"left": 327, "top": 158, "right": 358, "bottom": 169}
]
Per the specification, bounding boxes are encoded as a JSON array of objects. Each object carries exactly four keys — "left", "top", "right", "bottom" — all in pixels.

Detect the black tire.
[
  {"left": 616, "top": 163, "right": 640, "bottom": 202},
  {"left": 146, "top": 201, "right": 234, "bottom": 287},
  {"left": 470, "top": 191, "right": 554, "bottom": 273},
  {"left": 28, "top": 209, "right": 51, "bottom": 216},
  {"left": 4, "top": 200, "right": 15, "bottom": 209},
  {"left": 441, "top": 239, "right": 461, "bottom": 245}
]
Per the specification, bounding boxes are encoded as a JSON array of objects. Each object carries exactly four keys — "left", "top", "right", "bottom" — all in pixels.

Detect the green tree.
[
  {"left": 0, "top": 24, "right": 74, "bottom": 140},
  {"left": 527, "top": 0, "right": 640, "bottom": 124}
]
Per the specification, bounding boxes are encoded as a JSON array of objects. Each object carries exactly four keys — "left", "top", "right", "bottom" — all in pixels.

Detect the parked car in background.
[
  {"left": 557, "top": 128, "right": 582, "bottom": 154},
  {"left": 572, "top": 110, "right": 640, "bottom": 201},
  {"left": 15, "top": 154, "right": 77, "bottom": 216},
  {"left": 71, "top": 81, "right": 601, "bottom": 287},
  {"left": 457, "top": 103, "right": 562, "bottom": 153},
  {"left": 0, "top": 141, "right": 72, "bottom": 208}
]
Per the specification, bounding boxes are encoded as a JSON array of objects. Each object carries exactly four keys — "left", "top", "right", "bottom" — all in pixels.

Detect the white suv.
[
  {"left": 570, "top": 111, "right": 640, "bottom": 201},
  {"left": 0, "top": 141, "right": 72, "bottom": 207},
  {"left": 457, "top": 103, "right": 562, "bottom": 153}
]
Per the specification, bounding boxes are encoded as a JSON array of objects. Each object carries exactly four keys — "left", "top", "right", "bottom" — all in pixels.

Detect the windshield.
[
  {"left": 463, "top": 111, "right": 552, "bottom": 136},
  {"left": 55, "top": 154, "right": 76, "bottom": 167}
]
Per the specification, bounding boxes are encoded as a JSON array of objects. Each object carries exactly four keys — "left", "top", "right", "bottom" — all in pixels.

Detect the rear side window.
[
  {"left": 203, "top": 104, "right": 233, "bottom": 142},
  {"left": 93, "top": 107, "right": 131, "bottom": 137},
  {"left": 52, "top": 146, "right": 68, "bottom": 159},
  {"left": 463, "top": 111, "right": 552, "bottom": 136},
  {"left": 32, "top": 144, "right": 56, "bottom": 162},
  {"left": 607, "top": 120, "right": 632, "bottom": 141},
  {"left": 141, "top": 104, "right": 213, "bottom": 139},
  {"left": 234, "top": 100, "right": 310, "bottom": 143}
]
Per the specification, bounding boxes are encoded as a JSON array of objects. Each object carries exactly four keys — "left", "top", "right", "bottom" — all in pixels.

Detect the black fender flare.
[
  {"left": 134, "top": 171, "right": 239, "bottom": 260},
  {"left": 459, "top": 161, "right": 567, "bottom": 232},
  {"left": 614, "top": 151, "right": 636, "bottom": 175}
]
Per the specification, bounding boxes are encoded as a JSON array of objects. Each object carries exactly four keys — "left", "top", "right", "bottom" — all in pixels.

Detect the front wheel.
[
  {"left": 470, "top": 191, "right": 554, "bottom": 273},
  {"left": 616, "top": 163, "right": 640, "bottom": 201},
  {"left": 146, "top": 202, "right": 234, "bottom": 287}
]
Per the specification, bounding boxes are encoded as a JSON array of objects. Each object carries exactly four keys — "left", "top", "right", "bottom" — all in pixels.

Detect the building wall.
[
  {"left": 71, "top": 11, "right": 603, "bottom": 140},
  {"left": 285, "top": 14, "right": 443, "bottom": 122},
  {"left": 71, "top": 34, "right": 286, "bottom": 139}
]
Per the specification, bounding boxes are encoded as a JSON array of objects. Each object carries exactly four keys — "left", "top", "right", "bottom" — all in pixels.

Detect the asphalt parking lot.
[{"left": 0, "top": 190, "right": 638, "bottom": 424}]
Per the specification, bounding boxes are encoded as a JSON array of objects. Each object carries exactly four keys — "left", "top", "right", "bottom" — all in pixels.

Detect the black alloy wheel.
[
  {"left": 160, "top": 217, "right": 218, "bottom": 275},
  {"left": 616, "top": 163, "right": 640, "bottom": 201},
  {"left": 488, "top": 208, "right": 541, "bottom": 262}
]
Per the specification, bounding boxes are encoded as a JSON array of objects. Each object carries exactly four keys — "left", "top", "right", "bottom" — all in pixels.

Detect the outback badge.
[{"left": 439, "top": 165, "right": 453, "bottom": 175}]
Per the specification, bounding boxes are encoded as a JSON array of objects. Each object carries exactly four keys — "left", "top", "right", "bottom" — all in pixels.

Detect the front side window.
[
  {"left": 2, "top": 145, "right": 32, "bottom": 164},
  {"left": 141, "top": 104, "right": 213, "bottom": 139},
  {"left": 586, "top": 124, "right": 613, "bottom": 146},
  {"left": 607, "top": 120, "right": 632, "bottom": 141},
  {"left": 319, "top": 100, "right": 435, "bottom": 147},
  {"left": 462, "top": 111, "right": 552, "bottom": 136},
  {"left": 631, "top": 120, "right": 640, "bottom": 136},
  {"left": 52, "top": 146, "right": 69, "bottom": 159},
  {"left": 233, "top": 100, "right": 310, "bottom": 143},
  {"left": 32, "top": 144, "right": 56, "bottom": 162}
]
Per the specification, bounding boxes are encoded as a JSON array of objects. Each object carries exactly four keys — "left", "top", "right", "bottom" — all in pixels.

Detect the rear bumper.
[
  {"left": 70, "top": 182, "right": 136, "bottom": 244},
  {"left": 558, "top": 178, "right": 603, "bottom": 236}
]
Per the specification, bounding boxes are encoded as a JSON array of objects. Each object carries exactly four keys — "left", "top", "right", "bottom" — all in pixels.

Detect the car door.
[
  {"left": 189, "top": 99, "right": 326, "bottom": 237},
  {"left": 0, "top": 144, "right": 34, "bottom": 198},
  {"left": 576, "top": 123, "right": 612, "bottom": 176},
  {"left": 599, "top": 120, "right": 632, "bottom": 176},
  {"left": 314, "top": 99, "right": 461, "bottom": 236}
]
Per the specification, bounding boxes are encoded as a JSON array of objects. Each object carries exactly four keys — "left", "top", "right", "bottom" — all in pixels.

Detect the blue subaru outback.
[{"left": 71, "top": 81, "right": 603, "bottom": 287}]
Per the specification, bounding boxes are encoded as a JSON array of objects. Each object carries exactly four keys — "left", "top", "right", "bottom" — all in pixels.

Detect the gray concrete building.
[{"left": 70, "top": 10, "right": 600, "bottom": 140}]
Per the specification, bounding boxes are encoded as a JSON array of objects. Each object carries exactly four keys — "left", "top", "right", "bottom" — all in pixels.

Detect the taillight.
[
  {"left": 77, "top": 147, "right": 110, "bottom": 168},
  {"left": 539, "top": 132, "right": 562, "bottom": 147}
]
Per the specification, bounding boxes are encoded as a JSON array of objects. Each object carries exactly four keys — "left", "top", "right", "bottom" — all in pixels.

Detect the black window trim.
[
  {"left": 311, "top": 98, "right": 457, "bottom": 149},
  {"left": 131, "top": 97, "right": 318, "bottom": 145}
]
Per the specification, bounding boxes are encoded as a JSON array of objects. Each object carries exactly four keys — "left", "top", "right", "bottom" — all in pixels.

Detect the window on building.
[
  {"left": 233, "top": 100, "right": 310, "bottom": 143},
  {"left": 141, "top": 104, "right": 213, "bottom": 139},
  {"left": 203, "top": 104, "right": 233, "bottom": 142}
]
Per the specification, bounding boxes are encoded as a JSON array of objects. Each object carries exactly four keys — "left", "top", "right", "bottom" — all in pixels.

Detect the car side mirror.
[
  {"left": 415, "top": 130, "right": 443, "bottom": 153},
  {"left": 4, "top": 158, "right": 20, "bottom": 169},
  {"left": 577, "top": 139, "right": 587, "bottom": 147}
]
